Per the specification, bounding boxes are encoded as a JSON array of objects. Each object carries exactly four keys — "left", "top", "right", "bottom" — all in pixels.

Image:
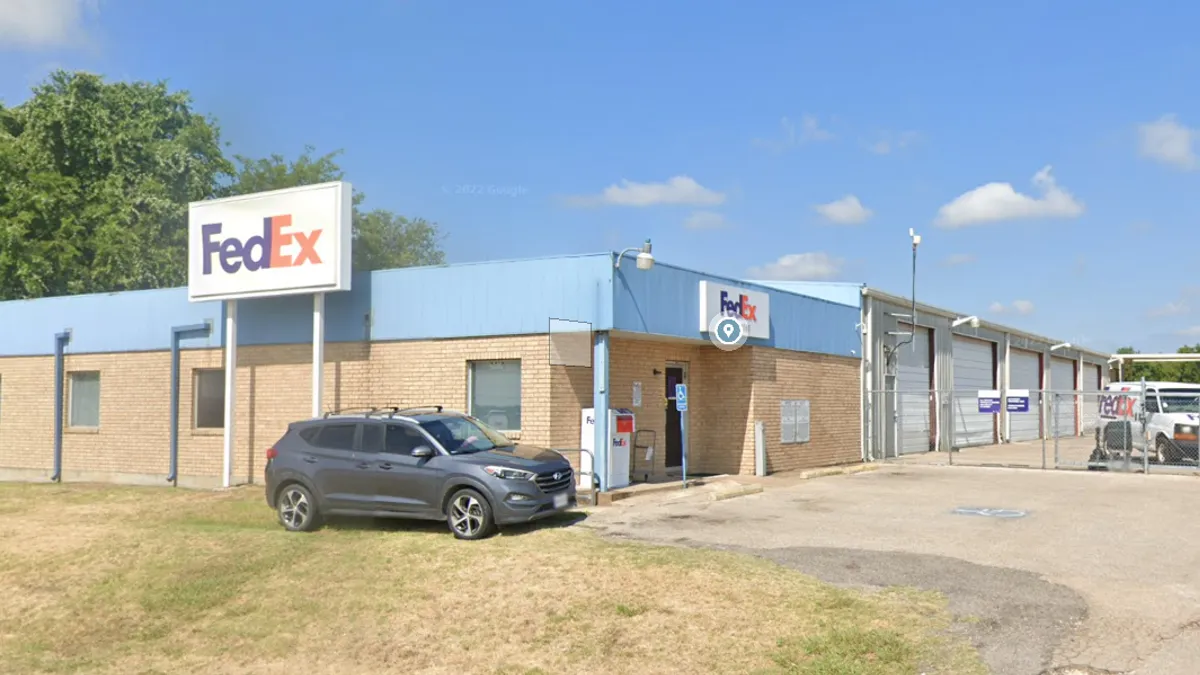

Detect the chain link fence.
[{"left": 865, "top": 383, "right": 1200, "bottom": 474}]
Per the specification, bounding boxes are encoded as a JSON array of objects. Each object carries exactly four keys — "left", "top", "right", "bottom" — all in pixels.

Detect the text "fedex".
[{"left": 201, "top": 215, "right": 323, "bottom": 275}]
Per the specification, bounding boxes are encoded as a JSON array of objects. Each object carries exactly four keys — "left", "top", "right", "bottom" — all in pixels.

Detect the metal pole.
[
  {"left": 222, "top": 300, "right": 238, "bottom": 489},
  {"left": 51, "top": 330, "right": 71, "bottom": 483},
  {"left": 1041, "top": 393, "right": 1047, "bottom": 470},
  {"left": 1142, "top": 377, "right": 1149, "bottom": 474},
  {"left": 1053, "top": 393, "right": 1060, "bottom": 468},
  {"left": 312, "top": 293, "right": 326, "bottom": 418},
  {"left": 681, "top": 408, "right": 689, "bottom": 487}
]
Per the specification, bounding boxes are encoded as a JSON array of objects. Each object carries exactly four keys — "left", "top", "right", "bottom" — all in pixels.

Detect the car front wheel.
[
  {"left": 277, "top": 483, "right": 322, "bottom": 532},
  {"left": 447, "top": 488, "right": 496, "bottom": 541}
]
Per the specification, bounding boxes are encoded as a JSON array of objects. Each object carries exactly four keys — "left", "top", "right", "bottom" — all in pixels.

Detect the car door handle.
[
  {"left": 379, "top": 462, "right": 393, "bottom": 470},
  {"left": 302, "top": 456, "right": 318, "bottom": 464}
]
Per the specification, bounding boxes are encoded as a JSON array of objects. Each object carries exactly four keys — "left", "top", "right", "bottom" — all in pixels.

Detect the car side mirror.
[{"left": 411, "top": 446, "right": 434, "bottom": 458}]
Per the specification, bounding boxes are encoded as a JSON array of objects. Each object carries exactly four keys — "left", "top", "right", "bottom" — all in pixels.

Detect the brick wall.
[
  {"left": 0, "top": 333, "right": 860, "bottom": 486},
  {"left": 748, "top": 347, "right": 861, "bottom": 473}
]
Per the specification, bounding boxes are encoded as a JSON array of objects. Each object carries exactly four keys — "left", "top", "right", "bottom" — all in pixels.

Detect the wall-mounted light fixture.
[
  {"left": 952, "top": 315, "right": 980, "bottom": 329},
  {"left": 1051, "top": 342, "right": 1071, "bottom": 351},
  {"left": 613, "top": 239, "right": 655, "bottom": 270}
]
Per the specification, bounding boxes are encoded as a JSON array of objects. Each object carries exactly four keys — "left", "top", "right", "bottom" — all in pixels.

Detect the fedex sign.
[
  {"left": 188, "top": 182, "right": 352, "bottom": 302},
  {"left": 698, "top": 281, "right": 770, "bottom": 340}
]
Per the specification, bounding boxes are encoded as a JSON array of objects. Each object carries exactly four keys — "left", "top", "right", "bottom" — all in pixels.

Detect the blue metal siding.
[
  {"left": 0, "top": 255, "right": 615, "bottom": 356},
  {"left": 0, "top": 253, "right": 859, "bottom": 357},
  {"left": 614, "top": 259, "right": 861, "bottom": 356},
  {"left": 747, "top": 280, "right": 863, "bottom": 308},
  {"left": 0, "top": 288, "right": 222, "bottom": 356},
  {"left": 368, "top": 254, "right": 613, "bottom": 341}
]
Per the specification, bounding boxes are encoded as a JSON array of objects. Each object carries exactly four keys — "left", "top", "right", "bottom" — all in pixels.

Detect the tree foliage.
[
  {"left": 222, "top": 147, "right": 445, "bottom": 272},
  {"left": 1114, "top": 345, "right": 1200, "bottom": 383},
  {"left": 0, "top": 70, "right": 444, "bottom": 301},
  {"left": 0, "top": 71, "right": 230, "bottom": 298}
]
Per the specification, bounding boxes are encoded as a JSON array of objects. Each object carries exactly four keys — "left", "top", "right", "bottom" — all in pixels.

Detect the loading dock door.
[
  {"left": 1079, "top": 363, "right": 1102, "bottom": 436},
  {"left": 1009, "top": 349, "right": 1041, "bottom": 442},
  {"left": 1050, "top": 357, "right": 1077, "bottom": 437},
  {"left": 952, "top": 335, "right": 996, "bottom": 448},
  {"left": 895, "top": 325, "right": 933, "bottom": 454}
]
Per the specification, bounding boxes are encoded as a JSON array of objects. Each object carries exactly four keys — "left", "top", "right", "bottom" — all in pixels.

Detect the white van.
[{"left": 1095, "top": 381, "right": 1200, "bottom": 464}]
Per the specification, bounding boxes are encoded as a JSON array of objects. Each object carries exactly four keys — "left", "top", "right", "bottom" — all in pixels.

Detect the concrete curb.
[
  {"left": 792, "top": 463, "right": 880, "bottom": 480},
  {"left": 710, "top": 483, "right": 764, "bottom": 501}
]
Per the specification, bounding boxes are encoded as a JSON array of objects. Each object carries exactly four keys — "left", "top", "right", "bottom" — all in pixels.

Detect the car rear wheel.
[
  {"left": 277, "top": 483, "right": 322, "bottom": 532},
  {"left": 447, "top": 488, "right": 496, "bottom": 541}
]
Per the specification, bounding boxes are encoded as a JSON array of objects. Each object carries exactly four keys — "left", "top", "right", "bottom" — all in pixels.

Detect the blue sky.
[{"left": 2, "top": 0, "right": 1199, "bottom": 353}]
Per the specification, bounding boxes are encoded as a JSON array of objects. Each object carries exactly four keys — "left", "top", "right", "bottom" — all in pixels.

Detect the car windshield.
[
  {"left": 419, "top": 415, "right": 515, "bottom": 454},
  {"left": 1158, "top": 391, "right": 1200, "bottom": 414}
]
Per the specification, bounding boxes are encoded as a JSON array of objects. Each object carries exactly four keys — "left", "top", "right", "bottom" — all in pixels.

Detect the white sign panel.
[
  {"left": 698, "top": 280, "right": 770, "bottom": 340},
  {"left": 187, "top": 181, "right": 352, "bottom": 302}
]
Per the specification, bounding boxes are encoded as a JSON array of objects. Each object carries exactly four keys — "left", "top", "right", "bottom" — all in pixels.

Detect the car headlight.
[
  {"left": 1178, "top": 426, "right": 1196, "bottom": 435},
  {"left": 484, "top": 466, "right": 536, "bottom": 481}
]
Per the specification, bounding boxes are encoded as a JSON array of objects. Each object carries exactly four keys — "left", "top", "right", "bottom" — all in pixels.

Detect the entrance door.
[{"left": 665, "top": 365, "right": 685, "bottom": 468}]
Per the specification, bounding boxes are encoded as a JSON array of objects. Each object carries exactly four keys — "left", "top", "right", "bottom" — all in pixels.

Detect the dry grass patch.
[{"left": 0, "top": 483, "right": 986, "bottom": 674}]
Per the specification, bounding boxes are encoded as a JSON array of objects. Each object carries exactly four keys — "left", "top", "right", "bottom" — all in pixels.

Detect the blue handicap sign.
[
  {"left": 675, "top": 384, "right": 687, "bottom": 401},
  {"left": 676, "top": 399, "right": 688, "bottom": 412}
]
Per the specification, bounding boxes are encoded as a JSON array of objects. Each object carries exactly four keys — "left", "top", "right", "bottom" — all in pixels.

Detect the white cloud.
[
  {"left": 941, "top": 253, "right": 976, "bottom": 267},
  {"left": 746, "top": 252, "right": 844, "bottom": 281},
  {"left": 989, "top": 300, "right": 1035, "bottom": 316},
  {"left": 814, "top": 195, "right": 872, "bottom": 225},
  {"left": 0, "top": 0, "right": 98, "bottom": 50},
  {"left": 866, "top": 130, "right": 920, "bottom": 155},
  {"left": 1177, "top": 326, "right": 1200, "bottom": 337},
  {"left": 1147, "top": 301, "right": 1189, "bottom": 318},
  {"left": 752, "top": 114, "right": 834, "bottom": 152},
  {"left": 934, "top": 165, "right": 1084, "bottom": 228},
  {"left": 564, "top": 176, "right": 726, "bottom": 208},
  {"left": 1137, "top": 114, "right": 1197, "bottom": 170},
  {"left": 684, "top": 210, "right": 726, "bottom": 229}
]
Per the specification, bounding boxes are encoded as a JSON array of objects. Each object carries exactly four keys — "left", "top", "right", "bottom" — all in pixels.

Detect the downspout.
[
  {"left": 51, "top": 329, "right": 72, "bottom": 483},
  {"left": 168, "top": 322, "right": 214, "bottom": 485}
]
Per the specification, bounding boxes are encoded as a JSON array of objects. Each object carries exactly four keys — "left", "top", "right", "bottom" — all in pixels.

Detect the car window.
[
  {"left": 312, "top": 424, "right": 357, "bottom": 450},
  {"left": 1145, "top": 395, "right": 1161, "bottom": 413},
  {"left": 385, "top": 424, "right": 428, "bottom": 455},
  {"left": 360, "top": 423, "right": 384, "bottom": 452},
  {"left": 419, "top": 416, "right": 511, "bottom": 454}
]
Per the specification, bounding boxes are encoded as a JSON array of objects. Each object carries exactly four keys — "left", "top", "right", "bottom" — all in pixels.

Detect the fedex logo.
[
  {"left": 720, "top": 290, "right": 758, "bottom": 321},
  {"left": 1099, "top": 388, "right": 1139, "bottom": 419},
  {"left": 201, "top": 215, "right": 323, "bottom": 275}
]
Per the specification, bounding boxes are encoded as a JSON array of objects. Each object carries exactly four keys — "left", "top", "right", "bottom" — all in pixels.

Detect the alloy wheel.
[
  {"left": 450, "top": 494, "right": 484, "bottom": 537},
  {"left": 280, "top": 487, "right": 311, "bottom": 530}
]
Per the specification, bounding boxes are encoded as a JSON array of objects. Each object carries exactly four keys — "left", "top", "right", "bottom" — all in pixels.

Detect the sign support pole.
[
  {"left": 313, "top": 293, "right": 325, "bottom": 418},
  {"left": 222, "top": 300, "right": 238, "bottom": 489},
  {"left": 681, "top": 409, "right": 688, "bottom": 488}
]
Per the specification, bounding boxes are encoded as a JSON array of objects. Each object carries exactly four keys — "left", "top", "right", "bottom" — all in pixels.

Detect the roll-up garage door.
[
  {"left": 896, "top": 325, "right": 933, "bottom": 454},
  {"left": 1050, "top": 357, "right": 1077, "bottom": 437},
  {"left": 953, "top": 335, "right": 996, "bottom": 447},
  {"left": 1079, "top": 363, "right": 1102, "bottom": 435},
  {"left": 1008, "top": 349, "right": 1042, "bottom": 442}
]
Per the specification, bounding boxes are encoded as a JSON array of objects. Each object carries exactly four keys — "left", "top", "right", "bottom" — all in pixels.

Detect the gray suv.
[{"left": 263, "top": 406, "right": 577, "bottom": 540}]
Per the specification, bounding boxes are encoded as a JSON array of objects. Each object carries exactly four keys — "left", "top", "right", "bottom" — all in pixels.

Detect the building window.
[
  {"left": 194, "top": 369, "right": 225, "bottom": 429},
  {"left": 69, "top": 371, "right": 101, "bottom": 428},
  {"left": 469, "top": 360, "right": 522, "bottom": 431}
]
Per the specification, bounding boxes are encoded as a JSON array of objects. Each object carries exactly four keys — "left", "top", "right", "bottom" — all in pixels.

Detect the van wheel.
[
  {"left": 446, "top": 488, "right": 496, "bottom": 541},
  {"left": 1156, "top": 435, "right": 1178, "bottom": 464}
]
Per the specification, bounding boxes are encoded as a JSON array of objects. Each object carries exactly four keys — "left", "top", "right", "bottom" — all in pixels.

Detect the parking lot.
[{"left": 582, "top": 464, "right": 1200, "bottom": 675}]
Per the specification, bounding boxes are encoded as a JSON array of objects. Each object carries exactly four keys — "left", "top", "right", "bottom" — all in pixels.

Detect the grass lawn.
[{"left": 0, "top": 483, "right": 986, "bottom": 675}]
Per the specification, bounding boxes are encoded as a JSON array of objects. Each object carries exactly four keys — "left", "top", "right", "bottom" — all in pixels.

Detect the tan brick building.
[{"left": 0, "top": 253, "right": 864, "bottom": 491}]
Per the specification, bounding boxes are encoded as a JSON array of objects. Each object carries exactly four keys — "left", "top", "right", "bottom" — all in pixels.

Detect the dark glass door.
[{"left": 665, "top": 367, "right": 684, "bottom": 467}]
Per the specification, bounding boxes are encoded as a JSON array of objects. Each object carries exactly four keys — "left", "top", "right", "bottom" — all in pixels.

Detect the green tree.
[
  {"left": 222, "top": 147, "right": 445, "bottom": 271},
  {"left": 0, "top": 70, "right": 231, "bottom": 299},
  {"left": 1114, "top": 345, "right": 1200, "bottom": 383}
]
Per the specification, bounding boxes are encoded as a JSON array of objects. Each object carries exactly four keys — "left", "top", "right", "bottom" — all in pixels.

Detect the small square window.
[
  {"left": 468, "top": 360, "right": 522, "bottom": 431},
  {"left": 69, "top": 371, "right": 101, "bottom": 428},
  {"left": 194, "top": 369, "right": 225, "bottom": 429}
]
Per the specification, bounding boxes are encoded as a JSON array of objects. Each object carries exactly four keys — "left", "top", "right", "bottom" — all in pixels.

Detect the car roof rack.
[{"left": 322, "top": 405, "right": 452, "bottom": 419}]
